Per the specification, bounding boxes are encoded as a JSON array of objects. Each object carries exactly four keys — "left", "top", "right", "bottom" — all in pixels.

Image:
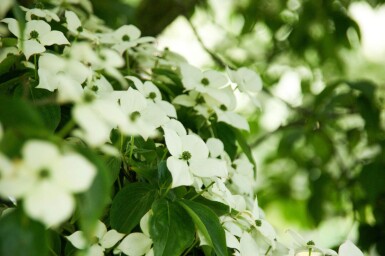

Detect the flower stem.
[
  {"left": 190, "top": 181, "right": 215, "bottom": 200},
  {"left": 129, "top": 136, "right": 134, "bottom": 160},
  {"left": 56, "top": 119, "right": 75, "bottom": 138},
  {"left": 265, "top": 246, "right": 272, "bottom": 255},
  {"left": 34, "top": 54, "right": 38, "bottom": 80}
]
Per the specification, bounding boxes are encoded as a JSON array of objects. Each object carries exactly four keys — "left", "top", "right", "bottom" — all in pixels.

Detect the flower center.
[
  {"left": 149, "top": 92, "right": 157, "bottom": 99},
  {"left": 196, "top": 95, "right": 205, "bottom": 104},
  {"left": 255, "top": 219, "right": 262, "bottom": 227},
  {"left": 306, "top": 240, "right": 315, "bottom": 247},
  {"left": 201, "top": 78, "right": 209, "bottom": 86},
  {"left": 77, "top": 26, "right": 84, "bottom": 33},
  {"left": 91, "top": 85, "right": 99, "bottom": 92},
  {"left": 122, "top": 35, "right": 130, "bottom": 41},
  {"left": 39, "top": 168, "right": 50, "bottom": 179},
  {"left": 181, "top": 151, "right": 192, "bottom": 161},
  {"left": 219, "top": 104, "right": 227, "bottom": 111},
  {"left": 30, "top": 30, "right": 39, "bottom": 39},
  {"left": 130, "top": 111, "right": 141, "bottom": 121}
]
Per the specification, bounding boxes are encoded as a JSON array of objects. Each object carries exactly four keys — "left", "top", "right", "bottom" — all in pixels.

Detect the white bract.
[
  {"left": 1, "top": 18, "right": 69, "bottom": 59},
  {"left": 115, "top": 211, "right": 154, "bottom": 256},
  {"left": 20, "top": 6, "right": 60, "bottom": 22},
  {"left": 37, "top": 53, "right": 91, "bottom": 102},
  {"left": 110, "top": 87, "right": 167, "bottom": 139},
  {"left": 65, "top": 11, "right": 98, "bottom": 41},
  {"left": 164, "top": 128, "right": 227, "bottom": 188},
  {"left": 99, "top": 25, "right": 154, "bottom": 55},
  {"left": 67, "top": 220, "right": 125, "bottom": 256},
  {"left": 0, "top": 140, "right": 96, "bottom": 227}
]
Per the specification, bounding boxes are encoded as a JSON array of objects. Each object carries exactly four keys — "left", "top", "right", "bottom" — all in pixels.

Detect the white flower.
[
  {"left": 164, "top": 129, "right": 227, "bottom": 188},
  {"left": 110, "top": 88, "right": 165, "bottom": 139},
  {"left": 115, "top": 211, "right": 153, "bottom": 256},
  {"left": 337, "top": 240, "right": 363, "bottom": 256},
  {"left": 227, "top": 67, "right": 262, "bottom": 93},
  {"left": 73, "top": 97, "right": 130, "bottom": 147},
  {"left": 0, "top": 0, "right": 14, "bottom": 19},
  {"left": 127, "top": 76, "right": 177, "bottom": 118},
  {"left": 228, "top": 157, "right": 255, "bottom": 196},
  {"left": 67, "top": 220, "right": 125, "bottom": 256},
  {"left": 65, "top": 11, "right": 98, "bottom": 41},
  {"left": 20, "top": 6, "right": 60, "bottom": 22},
  {"left": 180, "top": 63, "right": 229, "bottom": 92},
  {"left": 1, "top": 18, "right": 69, "bottom": 60},
  {"left": 286, "top": 229, "right": 324, "bottom": 256},
  {"left": 213, "top": 106, "right": 250, "bottom": 131},
  {"left": 0, "top": 140, "right": 96, "bottom": 227},
  {"left": 99, "top": 25, "right": 154, "bottom": 55},
  {"left": 37, "top": 53, "right": 91, "bottom": 102}
]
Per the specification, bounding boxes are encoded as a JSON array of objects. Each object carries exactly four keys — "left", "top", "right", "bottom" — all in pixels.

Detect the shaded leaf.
[
  {"left": 0, "top": 209, "right": 48, "bottom": 256},
  {"left": 110, "top": 182, "right": 157, "bottom": 233},
  {"left": 178, "top": 199, "right": 228, "bottom": 256},
  {"left": 150, "top": 199, "right": 195, "bottom": 256}
]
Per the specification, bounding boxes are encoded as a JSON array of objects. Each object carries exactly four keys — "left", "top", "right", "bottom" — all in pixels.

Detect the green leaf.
[
  {"left": 110, "top": 182, "right": 157, "bottom": 233},
  {"left": 16, "top": 87, "right": 61, "bottom": 132},
  {"left": 215, "top": 122, "right": 237, "bottom": 160},
  {"left": 178, "top": 199, "right": 228, "bottom": 256},
  {"left": 359, "top": 161, "right": 385, "bottom": 202},
  {"left": 0, "top": 209, "right": 49, "bottom": 256},
  {"left": 158, "top": 160, "right": 172, "bottom": 190},
  {"left": 0, "top": 96, "right": 45, "bottom": 130},
  {"left": 150, "top": 199, "right": 195, "bottom": 256},
  {"left": 191, "top": 196, "right": 231, "bottom": 217},
  {"left": 76, "top": 147, "right": 110, "bottom": 239},
  {"left": 234, "top": 129, "right": 257, "bottom": 177},
  {"left": 104, "top": 156, "right": 122, "bottom": 186}
]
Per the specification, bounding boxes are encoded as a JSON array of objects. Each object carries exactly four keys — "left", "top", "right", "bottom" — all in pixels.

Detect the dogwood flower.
[
  {"left": 227, "top": 67, "right": 262, "bottom": 93},
  {"left": 37, "top": 53, "right": 91, "bottom": 102},
  {"left": 0, "top": 0, "right": 14, "bottom": 19},
  {"left": 286, "top": 229, "right": 325, "bottom": 256},
  {"left": 0, "top": 140, "right": 96, "bottom": 227},
  {"left": 164, "top": 128, "right": 227, "bottom": 187},
  {"left": 98, "top": 25, "right": 154, "bottom": 55},
  {"left": 227, "top": 67, "right": 263, "bottom": 108},
  {"left": 73, "top": 97, "right": 130, "bottom": 147},
  {"left": 20, "top": 6, "right": 60, "bottom": 22},
  {"left": 127, "top": 76, "right": 176, "bottom": 118},
  {"left": 110, "top": 87, "right": 168, "bottom": 139},
  {"left": 228, "top": 156, "right": 255, "bottom": 197},
  {"left": 67, "top": 220, "right": 125, "bottom": 256},
  {"left": 115, "top": 211, "right": 154, "bottom": 256},
  {"left": 65, "top": 11, "right": 98, "bottom": 41},
  {"left": 1, "top": 18, "right": 69, "bottom": 60}
]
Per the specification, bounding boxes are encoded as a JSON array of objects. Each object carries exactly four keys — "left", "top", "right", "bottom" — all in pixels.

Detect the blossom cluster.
[{"left": 0, "top": 0, "right": 364, "bottom": 256}]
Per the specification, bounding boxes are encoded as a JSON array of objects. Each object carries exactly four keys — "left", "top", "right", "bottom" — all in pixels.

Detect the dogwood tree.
[{"left": 0, "top": 1, "right": 364, "bottom": 256}]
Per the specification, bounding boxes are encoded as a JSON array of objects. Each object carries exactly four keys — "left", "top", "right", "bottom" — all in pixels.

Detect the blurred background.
[{"left": 22, "top": 0, "right": 385, "bottom": 254}]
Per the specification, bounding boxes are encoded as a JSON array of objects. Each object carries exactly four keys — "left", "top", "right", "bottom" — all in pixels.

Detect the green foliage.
[
  {"left": 178, "top": 199, "right": 228, "bottom": 256},
  {"left": 0, "top": 209, "right": 49, "bottom": 256},
  {"left": 150, "top": 199, "right": 195, "bottom": 256},
  {"left": 110, "top": 183, "right": 157, "bottom": 233}
]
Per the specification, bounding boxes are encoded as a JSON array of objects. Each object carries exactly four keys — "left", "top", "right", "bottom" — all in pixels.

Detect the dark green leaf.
[
  {"left": 359, "top": 162, "right": 385, "bottom": 202},
  {"left": 104, "top": 156, "right": 122, "bottom": 185},
  {"left": 150, "top": 199, "right": 195, "bottom": 256},
  {"left": 178, "top": 199, "right": 228, "bottom": 256},
  {"left": 76, "top": 147, "right": 110, "bottom": 239},
  {"left": 215, "top": 122, "right": 237, "bottom": 160},
  {"left": 110, "top": 182, "right": 157, "bottom": 233},
  {"left": 0, "top": 208, "right": 49, "bottom": 256},
  {"left": 0, "top": 96, "right": 45, "bottom": 130},
  {"left": 158, "top": 160, "right": 172, "bottom": 189}
]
